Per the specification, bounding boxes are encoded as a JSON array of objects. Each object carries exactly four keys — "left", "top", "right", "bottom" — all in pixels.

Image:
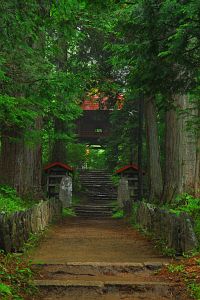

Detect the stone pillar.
[
  {"left": 117, "top": 177, "right": 131, "bottom": 216},
  {"left": 59, "top": 175, "right": 72, "bottom": 208}
]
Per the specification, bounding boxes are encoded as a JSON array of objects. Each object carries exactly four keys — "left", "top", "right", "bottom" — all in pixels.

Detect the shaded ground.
[{"left": 30, "top": 217, "right": 170, "bottom": 264}]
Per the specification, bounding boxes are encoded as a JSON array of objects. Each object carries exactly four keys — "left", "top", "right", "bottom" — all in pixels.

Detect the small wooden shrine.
[
  {"left": 44, "top": 162, "right": 73, "bottom": 199},
  {"left": 115, "top": 164, "right": 141, "bottom": 201}
]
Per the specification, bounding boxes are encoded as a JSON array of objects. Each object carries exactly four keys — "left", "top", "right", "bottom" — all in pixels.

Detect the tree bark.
[
  {"left": 162, "top": 94, "right": 199, "bottom": 203},
  {"left": 145, "top": 97, "right": 163, "bottom": 203},
  {"left": 138, "top": 97, "right": 144, "bottom": 202},
  {"left": 195, "top": 136, "right": 200, "bottom": 197},
  {"left": 51, "top": 118, "right": 68, "bottom": 163},
  {"left": 0, "top": 118, "right": 42, "bottom": 198}
]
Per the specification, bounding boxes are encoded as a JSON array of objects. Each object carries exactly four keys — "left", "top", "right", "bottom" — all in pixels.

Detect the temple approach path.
[{"left": 29, "top": 217, "right": 189, "bottom": 299}]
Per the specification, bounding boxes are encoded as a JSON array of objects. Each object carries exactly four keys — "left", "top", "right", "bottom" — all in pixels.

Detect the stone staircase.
[
  {"left": 30, "top": 217, "right": 182, "bottom": 300},
  {"left": 74, "top": 170, "right": 117, "bottom": 218},
  {"left": 32, "top": 262, "right": 178, "bottom": 300}
]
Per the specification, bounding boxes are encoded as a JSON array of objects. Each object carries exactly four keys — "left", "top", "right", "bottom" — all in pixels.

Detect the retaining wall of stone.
[
  {"left": 0, "top": 199, "right": 62, "bottom": 253},
  {"left": 135, "top": 202, "right": 198, "bottom": 254}
]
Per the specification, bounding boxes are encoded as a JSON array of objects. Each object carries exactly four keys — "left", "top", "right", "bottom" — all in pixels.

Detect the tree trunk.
[
  {"left": 0, "top": 118, "right": 42, "bottom": 198},
  {"left": 145, "top": 97, "right": 163, "bottom": 203},
  {"left": 194, "top": 108, "right": 200, "bottom": 197},
  {"left": 138, "top": 97, "right": 144, "bottom": 202},
  {"left": 162, "top": 94, "right": 199, "bottom": 203},
  {"left": 195, "top": 136, "right": 200, "bottom": 197},
  {"left": 51, "top": 118, "right": 68, "bottom": 163}
]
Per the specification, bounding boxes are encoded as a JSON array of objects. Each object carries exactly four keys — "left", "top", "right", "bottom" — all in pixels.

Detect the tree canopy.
[{"left": 0, "top": 0, "right": 199, "bottom": 201}]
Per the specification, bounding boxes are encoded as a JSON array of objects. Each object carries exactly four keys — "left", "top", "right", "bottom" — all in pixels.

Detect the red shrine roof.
[
  {"left": 44, "top": 162, "right": 73, "bottom": 173},
  {"left": 81, "top": 94, "right": 124, "bottom": 110},
  {"left": 115, "top": 164, "right": 140, "bottom": 174}
]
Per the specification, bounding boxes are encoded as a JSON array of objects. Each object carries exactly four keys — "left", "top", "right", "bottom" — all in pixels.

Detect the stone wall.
[
  {"left": 0, "top": 199, "right": 62, "bottom": 253},
  {"left": 135, "top": 202, "right": 198, "bottom": 254}
]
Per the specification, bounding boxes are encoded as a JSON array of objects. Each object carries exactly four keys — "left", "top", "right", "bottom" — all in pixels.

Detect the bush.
[
  {"left": 62, "top": 208, "right": 76, "bottom": 217},
  {"left": 0, "top": 185, "right": 35, "bottom": 215},
  {"left": 168, "top": 193, "right": 200, "bottom": 240},
  {"left": 112, "top": 209, "right": 124, "bottom": 219}
]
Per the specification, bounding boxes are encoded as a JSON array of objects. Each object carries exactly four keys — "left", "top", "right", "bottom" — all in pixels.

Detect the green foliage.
[
  {"left": 130, "top": 202, "right": 140, "bottom": 226},
  {"left": 98, "top": 0, "right": 200, "bottom": 174},
  {"left": 66, "top": 143, "right": 86, "bottom": 169},
  {"left": 195, "top": 258, "right": 200, "bottom": 266},
  {"left": 111, "top": 175, "right": 120, "bottom": 187},
  {"left": 22, "top": 232, "right": 44, "bottom": 254},
  {"left": 105, "top": 101, "right": 139, "bottom": 169},
  {"left": 0, "top": 251, "right": 37, "bottom": 299},
  {"left": 86, "top": 149, "right": 107, "bottom": 170},
  {"left": 72, "top": 194, "right": 81, "bottom": 205},
  {"left": 0, "top": 95, "right": 37, "bottom": 130},
  {"left": 166, "top": 258, "right": 200, "bottom": 299},
  {"left": 0, "top": 283, "right": 12, "bottom": 298},
  {"left": 112, "top": 209, "right": 124, "bottom": 219},
  {"left": 0, "top": 185, "right": 36, "bottom": 214},
  {"left": 167, "top": 264, "right": 185, "bottom": 273},
  {"left": 66, "top": 143, "right": 107, "bottom": 170},
  {"left": 170, "top": 193, "right": 200, "bottom": 214},
  {"left": 155, "top": 239, "right": 177, "bottom": 258},
  {"left": 62, "top": 208, "right": 76, "bottom": 217},
  {"left": 0, "top": 0, "right": 92, "bottom": 166},
  {"left": 168, "top": 193, "right": 200, "bottom": 240},
  {"left": 0, "top": 0, "right": 199, "bottom": 200},
  {"left": 188, "top": 282, "right": 200, "bottom": 299}
]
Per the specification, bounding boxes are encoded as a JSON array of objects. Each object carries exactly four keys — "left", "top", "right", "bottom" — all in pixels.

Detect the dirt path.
[
  {"left": 31, "top": 217, "right": 170, "bottom": 264},
  {"left": 30, "top": 217, "right": 186, "bottom": 299}
]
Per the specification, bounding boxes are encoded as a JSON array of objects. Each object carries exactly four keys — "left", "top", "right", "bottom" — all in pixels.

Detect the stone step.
[
  {"left": 87, "top": 203, "right": 115, "bottom": 207},
  {"left": 81, "top": 177, "right": 113, "bottom": 180},
  {"left": 74, "top": 210, "right": 113, "bottom": 215},
  {"left": 80, "top": 175, "right": 112, "bottom": 179},
  {"left": 74, "top": 205, "right": 114, "bottom": 210},
  {"left": 74, "top": 214, "right": 112, "bottom": 219},
  {"left": 87, "top": 196, "right": 117, "bottom": 200},
  {"left": 78, "top": 170, "right": 117, "bottom": 217},
  {"left": 87, "top": 192, "right": 116, "bottom": 196},
  {"left": 74, "top": 211, "right": 113, "bottom": 217},
  {"left": 81, "top": 187, "right": 115, "bottom": 191},
  {"left": 32, "top": 262, "right": 167, "bottom": 276},
  {"left": 81, "top": 182, "right": 114, "bottom": 186},
  {"left": 34, "top": 279, "right": 176, "bottom": 299},
  {"left": 83, "top": 185, "right": 115, "bottom": 188},
  {"left": 86, "top": 196, "right": 117, "bottom": 200},
  {"left": 32, "top": 261, "right": 177, "bottom": 299},
  {"left": 80, "top": 171, "right": 112, "bottom": 174}
]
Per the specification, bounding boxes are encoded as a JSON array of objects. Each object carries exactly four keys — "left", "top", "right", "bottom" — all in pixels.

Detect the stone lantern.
[
  {"left": 115, "top": 164, "right": 141, "bottom": 202},
  {"left": 44, "top": 162, "right": 73, "bottom": 207}
]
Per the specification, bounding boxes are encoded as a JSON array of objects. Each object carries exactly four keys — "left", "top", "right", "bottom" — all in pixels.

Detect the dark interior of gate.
[{"left": 76, "top": 110, "right": 111, "bottom": 146}]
